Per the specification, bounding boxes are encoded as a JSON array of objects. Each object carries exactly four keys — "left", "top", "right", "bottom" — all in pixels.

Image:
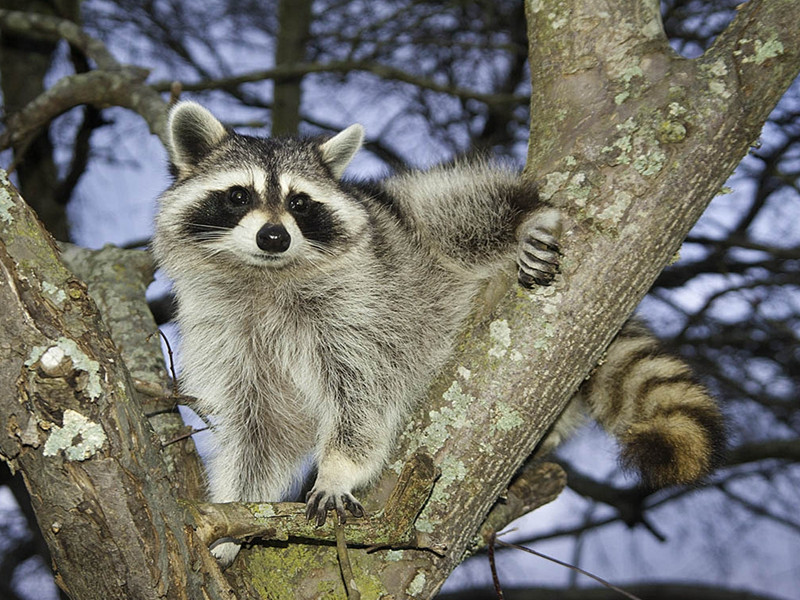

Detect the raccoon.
[{"left": 153, "top": 101, "right": 724, "bottom": 565}]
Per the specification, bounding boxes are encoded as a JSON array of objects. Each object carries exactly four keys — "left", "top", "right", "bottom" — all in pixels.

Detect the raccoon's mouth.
[{"left": 251, "top": 253, "right": 290, "bottom": 264}]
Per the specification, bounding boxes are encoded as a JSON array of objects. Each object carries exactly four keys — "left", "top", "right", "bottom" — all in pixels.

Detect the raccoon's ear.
[
  {"left": 167, "top": 101, "right": 228, "bottom": 173},
  {"left": 319, "top": 124, "right": 364, "bottom": 179}
]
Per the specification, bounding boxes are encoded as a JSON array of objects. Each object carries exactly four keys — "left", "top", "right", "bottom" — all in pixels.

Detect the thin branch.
[
  {"left": 494, "top": 540, "right": 643, "bottom": 600},
  {"left": 184, "top": 452, "right": 441, "bottom": 551},
  {"left": 150, "top": 60, "right": 527, "bottom": 106},
  {"left": 488, "top": 532, "right": 505, "bottom": 600},
  {"left": 718, "top": 484, "right": 800, "bottom": 534}
]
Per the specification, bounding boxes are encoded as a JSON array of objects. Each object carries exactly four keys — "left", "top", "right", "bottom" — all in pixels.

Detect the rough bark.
[
  {"left": 0, "top": 175, "right": 234, "bottom": 599},
  {"left": 0, "top": 0, "right": 798, "bottom": 599}
]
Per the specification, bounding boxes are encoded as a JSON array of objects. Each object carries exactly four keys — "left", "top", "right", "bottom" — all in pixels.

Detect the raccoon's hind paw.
[
  {"left": 305, "top": 488, "right": 365, "bottom": 527},
  {"left": 517, "top": 208, "right": 563, "bottom": 288},
  {"left": 210, "top": 539, "right": 241, "bottom": 568}
]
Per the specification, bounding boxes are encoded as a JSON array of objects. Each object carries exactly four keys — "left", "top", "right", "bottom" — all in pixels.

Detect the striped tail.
[{"left": 577, "top": 319, "right": 726, "bottom": 487}]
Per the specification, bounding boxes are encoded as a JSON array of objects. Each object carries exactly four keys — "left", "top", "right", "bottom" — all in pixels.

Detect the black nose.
[{"left": 256, "top": 224, "right": 291, "bottom": 252}]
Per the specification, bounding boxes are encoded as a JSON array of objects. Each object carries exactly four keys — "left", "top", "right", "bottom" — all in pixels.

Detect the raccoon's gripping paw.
[
  {"left": 516, "top": 208, "right": 563, "bottom": 288},
  {"left": 305, "top": 488, "right": 365, "bottom": 527}
]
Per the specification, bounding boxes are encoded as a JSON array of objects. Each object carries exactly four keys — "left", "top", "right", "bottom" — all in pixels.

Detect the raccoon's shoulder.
[{"left": 341, "top": 179, "right": 413, "bottom": 230}]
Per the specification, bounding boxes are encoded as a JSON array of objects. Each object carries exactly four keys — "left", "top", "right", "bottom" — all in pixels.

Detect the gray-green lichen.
[
  {"left": 43, "top": 409, "right": 107, "bottom": 461},
  {"left": 539, "top": 171, "right": 570, "bottom": 200},
  {"left": 701, "top": 59, "right": 731, "bottom": 99},
  {"left": 658, "top": 120, "right": 686, "bottom": 144},
  {"left": 621, "top": 65, "right": 643, "bottom": 83},
  {"left": 539, "top": 170, "right": 592, "bottom": 207},
  {"left": 42, "top": 281, "right": 67, "bottom": 306},
  {"left": 27, "top": 338, "right": 103, "bottom": 400},
  {"left": 614, "top": 91, "right": 630, "bottom": 105},
  {"left": 406, "top": 571, "right": 426, "bottom": 597},
  {"left": 742, "top": 36, "right": 785, "bottom": 65},
  {"left": 0, "top": 170, "right": 14, "bottom": 224},
  {"left": 495, "top": 403, "right": 524, "bottom": 431},
  {"left": 531, "top": 319, "right": 556, "bottom": 350},
  {"left": 632, "top": 148, "right": 666, "bottom": 176},
  {"left": 429, "top": 455, "right": 467, "bottom": 504},
  {"left": 392, "top": 381, "right": 476, "bottom": 474},
  {"left": 384, "top": 549, "right": 404, "bottom": 561},
  {"left": 488, "top": 319, "right": 512, "bottom": 359},
  {"left": 249, "top": 503, "right": 277, "bottom": 521}
]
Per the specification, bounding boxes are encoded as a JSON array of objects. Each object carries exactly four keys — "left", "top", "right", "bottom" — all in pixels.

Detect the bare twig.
[
  {"left": 150, "top": 60, "right": 526, "bottom": 106},
  {"left": 487, "top": 532, "right": 505, "bottom": 600},
  {"left": 163, "top": 427, "right": 210, "bottom": 447},
  {"left": 149, "top": 330, "right": 179, "bottom": 396},
  {"left": 494, "top": 539, "right": 643, "bottom": 600},
  {"left": 335, "top": 519, "right": 361, "bottom": 600}
]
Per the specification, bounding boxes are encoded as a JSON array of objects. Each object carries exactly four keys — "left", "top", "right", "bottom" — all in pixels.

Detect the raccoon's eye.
[
  {"left": 288, "top": 192, "right": 311, "bottom": 215},
  {"left": 227, "top": 186, "right": 251, "bottom": 206}
]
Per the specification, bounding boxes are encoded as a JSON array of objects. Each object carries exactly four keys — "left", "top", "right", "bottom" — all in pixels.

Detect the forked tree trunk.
[{"left": 0, "top": 0, "right": 798, "bottom": 599}]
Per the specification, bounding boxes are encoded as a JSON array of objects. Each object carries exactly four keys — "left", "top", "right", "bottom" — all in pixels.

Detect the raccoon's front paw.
[
  {"left": 305, "top": 487, "right": 365, "bottom": 527},
  {"left": 517, "top": 208, "right": 563, "bottom": 288},
  {"left": 210, "top": 538, "right": 241, "bottom": 568}
]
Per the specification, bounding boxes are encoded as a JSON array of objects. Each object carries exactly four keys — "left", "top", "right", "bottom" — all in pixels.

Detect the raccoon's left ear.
[
  {"left": 167, "top": 101, "right": 228, "bottom": 174},
  {"left": 320, "top": 124, "right": 364, "bottom": 179}
]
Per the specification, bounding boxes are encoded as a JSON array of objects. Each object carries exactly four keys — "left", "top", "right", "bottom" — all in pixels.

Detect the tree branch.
[
  {"left": 0, "top": 8, "right": 119, "bottom": 70},
  {"left": 0, "top": 68, "right": 168, "bottom": 152}
]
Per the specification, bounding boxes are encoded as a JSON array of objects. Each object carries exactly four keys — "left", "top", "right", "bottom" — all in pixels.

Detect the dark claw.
[
  {"left": 518, "top": 268, "right": 554, "bottom": 288},
  {"left": 344, "top": 495, "right": 365, "bottom": 518},
  {"left": 305, "top": 490, "right": 366, "bottom": 527},
  {"left": 530, "top": 237, "right": 560, "bottom": 254}
]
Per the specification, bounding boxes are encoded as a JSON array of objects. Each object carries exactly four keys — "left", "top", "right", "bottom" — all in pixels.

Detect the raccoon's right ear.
[
  {"left": 320, "top": 124, "right": 364, "bottom": 179},
  {"left": 167, "top": 101, "right": 228, "bottom": 173}
]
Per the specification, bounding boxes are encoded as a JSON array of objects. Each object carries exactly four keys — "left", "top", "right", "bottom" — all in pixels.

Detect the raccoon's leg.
[
  {"left": 516, "top": 207, "right": 563, "bottom": 288},
  {"left": 388, "top": 164, "right": 559, "bottom": 276},
  {"left": 579, "top": 319, "right": 726, "bottom": 487},
  {"left": 304, "top": 387, "right": 401, "bottom": 526},
  {"left": 206, "top": 424, "right": 305, "bottom": 566}
]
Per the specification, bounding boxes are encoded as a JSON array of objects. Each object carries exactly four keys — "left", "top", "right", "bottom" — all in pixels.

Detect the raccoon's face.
[{"left": 155, "top": 102, "right": 367, "bottom": 272}]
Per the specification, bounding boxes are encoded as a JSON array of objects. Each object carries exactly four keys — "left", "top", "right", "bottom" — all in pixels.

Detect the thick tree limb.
[
  {"left": 185, "top": 452, "right": 440, "bottom": 551},
  {"left": 0, "top": 173, "right": 233, "bottom": 600},
  {"left": 58, "top": 243, "right": 206, "bottom": 500}
]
